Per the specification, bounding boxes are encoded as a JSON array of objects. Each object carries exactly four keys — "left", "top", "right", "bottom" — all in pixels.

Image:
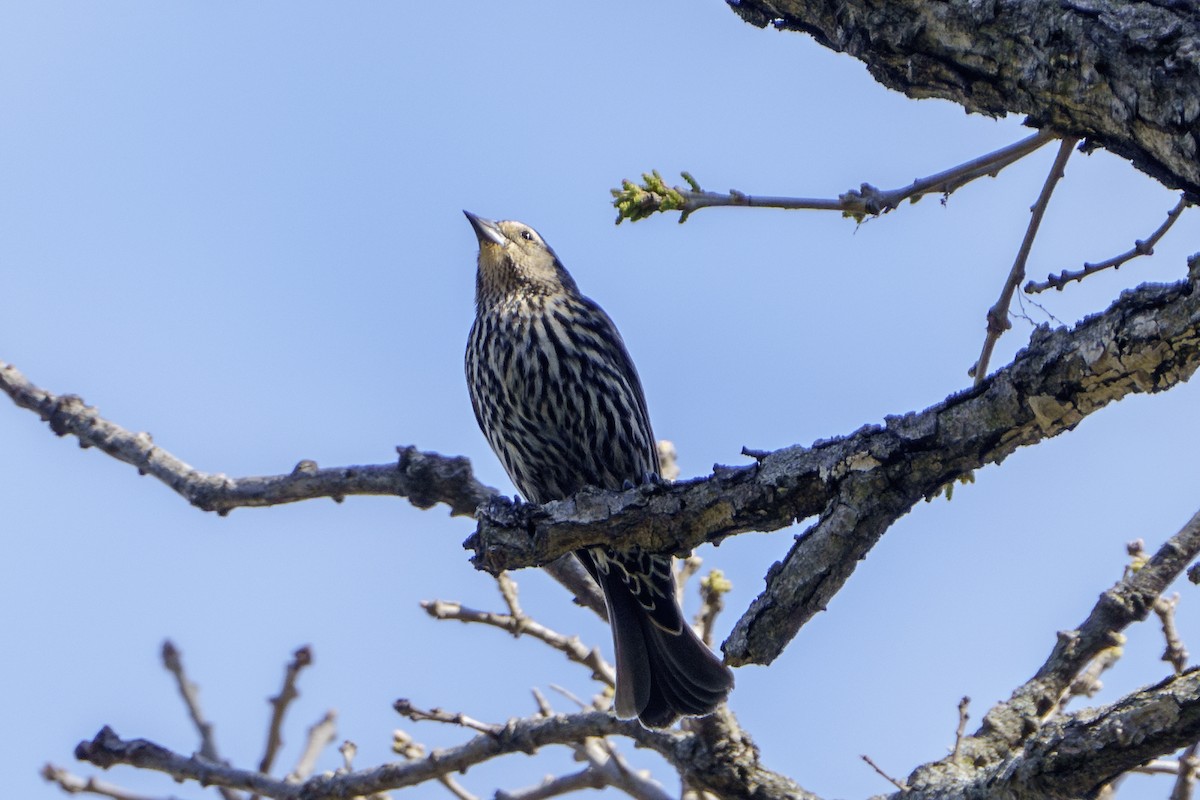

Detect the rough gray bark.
[
  {"left": 730, "top": 0, "right": 1200, "bottom": 195},
  {"left": 470, "top": 272, "right": 1200, "bottom": 666},
  {"left": 17, "top": 4, "right": 1200, "bottom": 800}
]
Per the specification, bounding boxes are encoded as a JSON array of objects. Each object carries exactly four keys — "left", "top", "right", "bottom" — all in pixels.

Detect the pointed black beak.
[{"left": 464, "top": 211, "right": 507, "bottom": 247}]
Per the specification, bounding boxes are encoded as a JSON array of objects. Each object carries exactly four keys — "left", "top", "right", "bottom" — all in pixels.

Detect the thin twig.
[
  {"left": 1171, "top": 742, "right": 1199, "bottom": 800},
  {"left": 496, "top": 572, "right": 524, "bottom": 618},
  {"left": 0, "top": 361, "right": 494, "bottom": 516},
  {"left": 1026, "top": 194, "right": 1192, "bottom": 293},
  {"left": 1138, "top": 759, "right": 1189, "bottom": 776},
  {"left": 73, "top": 714, "right": 681, "bottom": 800},
  {"left": 696, "top": 570, "right": 731, "bottom": 648},
  {"left": 497, "top": 768, "right": 605, "bottom": 800},
  {"left": 1063, "top": 642, "right": 1125, "bottom": 707},
  {"left": 159, "top": 641, "right": 242, "bottom": 800},
  {"left": 285, "top": 710, "right": 337, "bottom": 783},
  {"left": 612, "top": 130, "right": 1055, "bottom": 224},
  {"left": 393, "top": 698, "right": 501, "bottom": 735},
  {"left": 861, "top": 754, "right": 907, "bottom": 790},
  {"left": 548, "top": 683, "right": 597, "bottom": 711},
  {"left": 676, "top": 555, "right": 704, "bottom": 598},
  {"left": 257, "top": 647, "right": 314, "bottom": 778},
  {"left": 393, "top": 729, "right": 480, "bottom": 800},
  {"left": 421, "top": 599, "right": 616, "bottom": 687},
  {"left": 41, "top": 764, "right": 177, "bottom": 800},
  {"left": 951, "top": 696, "right": 971, "bottom": 759},
  {"left": 965, "top": 506, "right": 1200, "bottom": 756},
  {"left": 1155, "top": 593, "right": 1191, "bottom": 674},
  {"left": 971, "top": 137, "right": 1078, "bottom": 385}
]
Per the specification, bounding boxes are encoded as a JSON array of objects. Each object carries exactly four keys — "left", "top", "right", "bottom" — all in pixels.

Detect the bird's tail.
[{"left": 582, "top": 549, "right": 734, "bottom": 728}]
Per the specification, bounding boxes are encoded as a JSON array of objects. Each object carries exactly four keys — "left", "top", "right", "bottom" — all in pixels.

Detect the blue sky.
[{"left": 4, "top": 4, "right": 1199, "bottom": 799}]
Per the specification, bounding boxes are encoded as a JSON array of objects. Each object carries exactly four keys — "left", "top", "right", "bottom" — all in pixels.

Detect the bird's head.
[{"left": 464, "top": 211, "right": 579, "bottom": 303}]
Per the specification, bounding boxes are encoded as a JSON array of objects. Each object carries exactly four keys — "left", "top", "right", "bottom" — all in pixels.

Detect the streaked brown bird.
[{"left": 464, "top": 211, "right": 733, "bottom": 728}]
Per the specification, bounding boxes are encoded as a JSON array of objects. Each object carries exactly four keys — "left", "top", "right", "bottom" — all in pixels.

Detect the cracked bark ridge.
[
  {"left": 469, "top": 275, "right": 1200, "bottom": 667},
  {"left": 731, "top": 0, "right": 1200, "bottom": 194}
]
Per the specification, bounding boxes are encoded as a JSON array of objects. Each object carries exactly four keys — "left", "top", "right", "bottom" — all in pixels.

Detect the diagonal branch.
[
  {"left": 964, "top": 668, "right": 1200, "bottom": 799},
  {"left": 468, "top": 273, "right": 1200, "bottom": 665},
  {"left": 9, "top": 274, "right": 1200, "bottom": 669},
  {"left": 971, "top": 136, "right": 1077, "bottom": 385},
  {"left": 257, "top": 647, "right": 313, "bottom": 779},
  {"left": 1026, "top": 193, "right": 1194, "bottom": 294},
  {"left": 421, "top": 598, "right": 616, "bottom": 687},
  {"left": 961, "top": 507, "right": 1200, "bottom": 765},
  {"left": 160, "top": 640, "right": 242, "bottom": 800}
]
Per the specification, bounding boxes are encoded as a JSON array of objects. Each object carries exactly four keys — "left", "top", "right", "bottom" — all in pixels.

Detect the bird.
[{"left": 463, "top": 210, "right": 733, "bottom": 728}]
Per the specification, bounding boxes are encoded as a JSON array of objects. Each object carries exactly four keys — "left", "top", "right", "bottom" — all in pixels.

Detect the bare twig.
[
  {"left": 612, "top": 130, "right": 1054, "bottom": 224},
  {"left": 1171, "top": 742, "right": 1199, "bottom": 800},
  {"left": 861, "top": 754, "right": 907, "bottom": 791},
  {"left": 496, "top": 572, "right": 524, "bottom": 618},
  {"left": 0, "top": 360, "right": 494, "bottom": 517},
  {"left": 696, "top": 570, "right": 731, "bottom": 648},
  {"left": 159, "top": 641, "right": 241, "bottom": 800},
  {"left": 1026, "top": 194, "right": 1192, "bottom": 293},
  {"left": 971, "top": 137, "right": 1078, "bottom": 385},
  {"left": 656, "top": 440, "right": 680, "bottom": 482},
  {"left": 1155, "top": 593, "right": 1191, "bottom": 674},
  {"left": 1063, "top": 641, "right": 1125, "bottom": 706},
  {"left": 496, "top": 768, "right": 604, "bottom": 800},
  {"left": 951, "top": 696, "right": 970, "bottom": 760},
  {"left": 548, "top": 683, "right": 599, "bottom": 712},
  {"left": 285, "top": 711, "right": 337, "bottom": 783},
  {"left": 74, "top": 714, "right": 682, "bottom": 800},
  {"left": 41, "top": 764, "right": 175, "bottom": 800},
  {"left": 257, "top": 647, "right": 313, "bottom": 777},
  {"left": 393, "top": 729, "right": 480, "bottom": 800},
  {"left": 959, "top": 506, "right": 1200, "bottom": 761},
  {"left": 393, "top": 698, "right": 501, "bottom": 735},
  {"left": 421, "top": 599, "right": 616, "bottom": 687},
  {"left": 675, "top": 555, "right": 704, "bottom": 598}
]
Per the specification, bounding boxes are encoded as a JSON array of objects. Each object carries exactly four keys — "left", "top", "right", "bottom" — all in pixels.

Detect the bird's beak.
[{"left": 464, "top": 211, "right": 507, "bottom": 247}]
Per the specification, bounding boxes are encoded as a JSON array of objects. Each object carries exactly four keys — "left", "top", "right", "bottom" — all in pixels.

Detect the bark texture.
[{"left": 731, "top": 0, "right": 1200, "bottom": 194}]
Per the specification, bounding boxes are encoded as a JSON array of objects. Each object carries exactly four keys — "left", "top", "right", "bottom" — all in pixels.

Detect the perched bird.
[{"left": 463, "top": 211, "right": 733, "bottom": 728}]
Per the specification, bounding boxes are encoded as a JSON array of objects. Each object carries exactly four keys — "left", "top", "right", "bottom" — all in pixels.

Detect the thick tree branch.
[
  {"left": 731, "top": 0, "right": 1200, "bottom": 194},
  {"left": 964, "top": 669, "right": 1200, "bottom": 800},
  {"left": 469, "top": 273, "right": 1200, "bottom": 665}
]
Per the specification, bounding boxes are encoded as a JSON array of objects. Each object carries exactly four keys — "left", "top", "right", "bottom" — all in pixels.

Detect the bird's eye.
[{"left": 520, "top": 230, "right": 535, "bottom": 242}]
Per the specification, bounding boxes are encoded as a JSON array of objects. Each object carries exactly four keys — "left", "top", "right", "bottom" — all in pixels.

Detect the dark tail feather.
[{"left": 595, "top": 556, "right": 734, "bottom": 728}]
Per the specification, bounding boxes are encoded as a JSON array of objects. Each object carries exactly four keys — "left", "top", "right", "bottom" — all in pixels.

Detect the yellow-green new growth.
[{"left": 611, "top": 169, "right": 691, "bottom": 225}]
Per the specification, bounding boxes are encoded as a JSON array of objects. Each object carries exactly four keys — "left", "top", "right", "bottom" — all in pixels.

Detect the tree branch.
[
  {"left": 982, "top": 668, "right": 1200, "bottom": 799},
  {"left": 901, "top": 505, "right": 1200, "bottom": 797},
  {"left": 1026, "top": 193, "right": 1193, "bottom": 294},
  {"left": 469, "top": 273, "right": 1200, "bottom": 665},
  {"left": 75, "top": 715, "right": 683, "bottom": 800},
  {"left": 421, "top": 598, "right": 616, "bottom": 687},
  {"left": 160, "top": 640, "right": 242, "bottom": 800},
  {"left": 971, "top": 136, "right": 1078, "bottom": 385},
  {"left": 256, "top": 646, "right": 313, "bottom": 781},
  {"left": 611, "top": 131, "right": 1054, "bottom": 224},
  {"left": 729, "top": 0, "right": 1200, "bottom": 194},
  {"left": 0, "top": 360, "right": 494, "bottom": 517}
]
